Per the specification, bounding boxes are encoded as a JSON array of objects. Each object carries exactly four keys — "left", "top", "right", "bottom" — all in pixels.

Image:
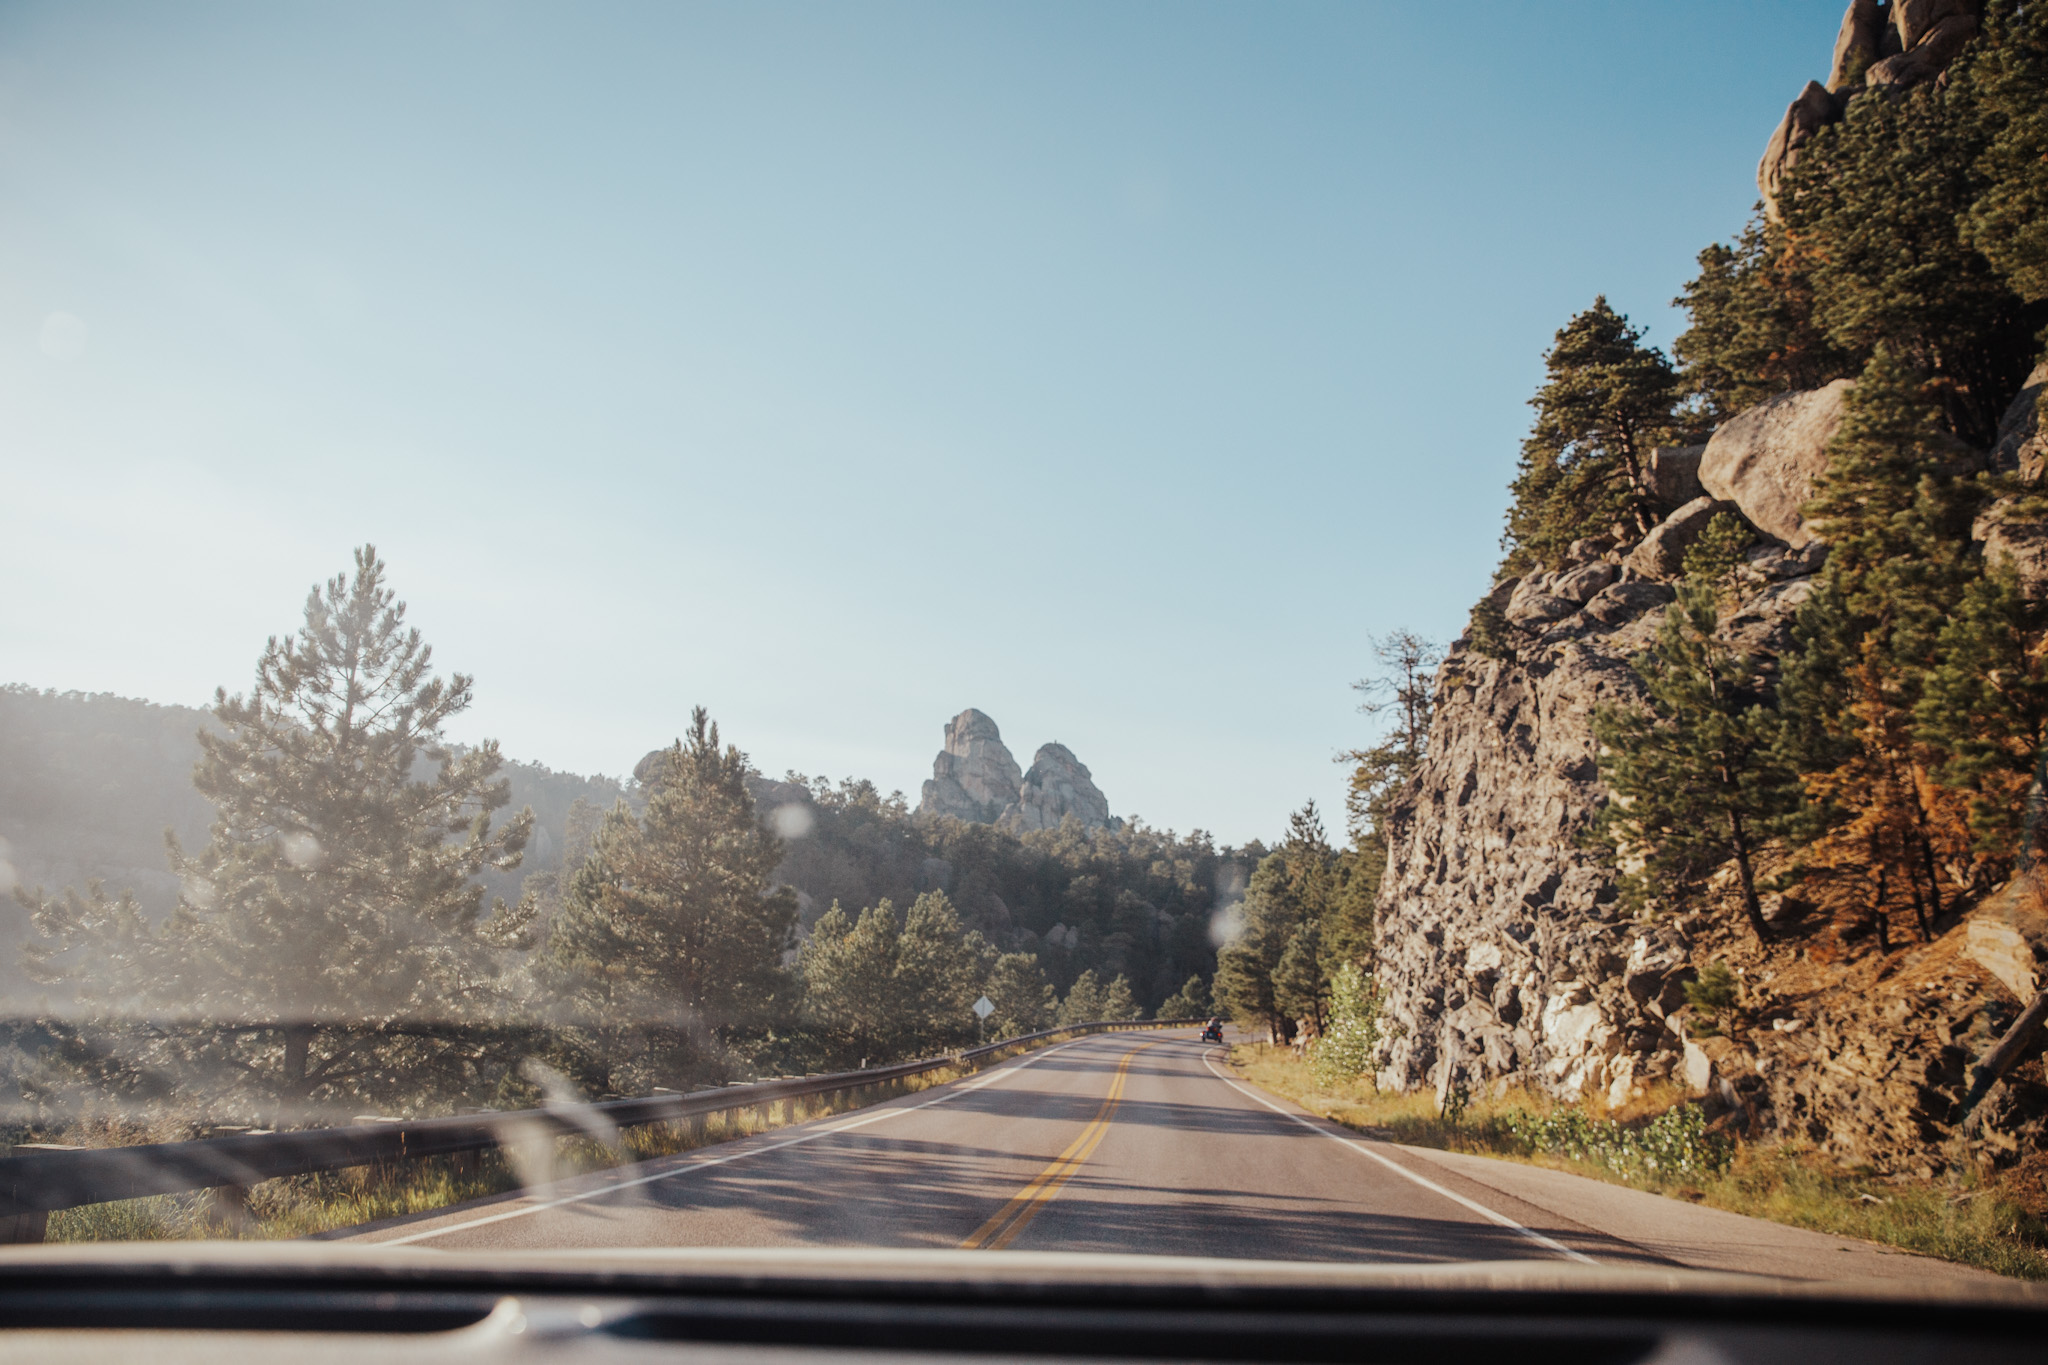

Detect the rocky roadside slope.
[{"left": 1372, "top": 360, "right": 2048, "bottom": 1176}]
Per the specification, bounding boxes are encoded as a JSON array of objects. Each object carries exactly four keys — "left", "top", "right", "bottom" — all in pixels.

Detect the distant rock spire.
[
  {"left": 917, "top": 709, "right": 1024, "bottom": 823},
  {"left": 1002, "top": 743, "right": 1111, "bottom": 833},
  {"left": 915, "top": 710, "right": 1112, "bottom": 831}
]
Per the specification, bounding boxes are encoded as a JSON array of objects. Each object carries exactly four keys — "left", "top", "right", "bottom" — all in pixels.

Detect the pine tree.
[
  {"left": 1962, "top": 0, "right": 2048, "bottom": 305},
  {"left": 1156, "top": 973, "right": 1211, "bottom": 1021},
  {"left": 1099, "top": 973, "right": 1138, "bottom": 1021},
  {"left": 1674, "top": 211, "right": 1853, "bottom": 421},
  {"left": 1210, "top": 812, "right": 1333, "bottom": 1042},
  {"left": 1777, "top": 349, "right": 1983, "bottom": 938},
  {"left": 981, "top": 952, "right": 1057, "bottom": 1037},
  {"left": 1057, "top": 969, "right": 1105, "bottom": 1026},
  {"left": 1271, "top": 921, "right": 1326, "bottom": 1035},
  {"left": 119, "top": 547, "right": 532, "bottom": 1117},
  {"left": 1333, "top": 635, "right": 1440, "bottom": 971},
  {"left": 1780, "top": 53, "right": 2042, "bottom": 446},
  {"left": 1592, "top": 578, "right": 1801, "bottom": 942},
  {"left": 892, "top": 890, "right": 996, "bottom": 1048},
  {"left": 1503, "top": 299, "right": 1686, "bottom": 572},
  {"left": 797, "top": 900, "right": 902, "bottom": 1067},
  {"left": 1916, "top": 564, "right": 2048, "bottom": 856},
  {"left": 544, "top": 707, "right": 797, "bottom": 1090}
]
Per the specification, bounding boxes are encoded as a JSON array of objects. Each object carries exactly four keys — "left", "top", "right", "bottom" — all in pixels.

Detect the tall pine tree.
[
  {"left": 1504, "top": 298, "right": 1686, "bottom": 572},
  {"left": 1592, "top": 578, "right": 1800, "bottom": 942},
  {"left": 542, "top": 708, "right": 797, "bottom": 1090}
]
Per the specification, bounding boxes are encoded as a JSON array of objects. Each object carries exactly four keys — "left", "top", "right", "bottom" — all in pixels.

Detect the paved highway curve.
[{"left": 342, "top": 1030, "right": 1996, "bottom": 1285}]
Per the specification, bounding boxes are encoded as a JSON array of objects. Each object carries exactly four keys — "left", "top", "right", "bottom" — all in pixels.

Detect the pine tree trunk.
[
  {"left": 1871, "top": 858, "right": 1892, "bottom": 954},
  {"left": 1728, "top": 811, "right": 1769, "bottom": 943},
  {"left": 1903, "top": 860, "right": 1932, "bottom": 942},
  {"left": 1916, "top": 832, "right": 1944, "bottom": 936},
  {"left": 281, "top": 1025, "right": 314, "bottom": 1125}
]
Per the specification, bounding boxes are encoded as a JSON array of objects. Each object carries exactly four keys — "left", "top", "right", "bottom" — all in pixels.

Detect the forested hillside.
[{"left": 1, "top": 548, "right": 1253, "bottom": 1126}]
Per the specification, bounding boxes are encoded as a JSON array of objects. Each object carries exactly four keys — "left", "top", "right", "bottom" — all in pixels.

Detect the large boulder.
[
  {"left": 1759, "top": 82, "right": 1842, "bottom": 220},
  {"left": 1622, "top": 496, "right": 1745, "bottom": 579},
  {"left": 1001, "top": 743, "right": 1112, "bottom": 833},
  {"left": 1698, "top": 381, "right": 1855, "bottom": 547},
  {"left": 1643, "top": 444, "right": 1706, "bottom": 512},
  {"left": 1866, "top": 1, "right": 1981, "bottom": 89},
  {"left": 917, "top": 709, "right": 1024, "bottom": 823},
  {"left": 1990, "top": 358, "right": 2048, "bottom": 481}
]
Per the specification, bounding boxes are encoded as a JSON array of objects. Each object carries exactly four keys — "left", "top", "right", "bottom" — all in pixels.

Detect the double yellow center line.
[{"left": 959, "top": 1040, "right": 1157, "bottom": 1250}]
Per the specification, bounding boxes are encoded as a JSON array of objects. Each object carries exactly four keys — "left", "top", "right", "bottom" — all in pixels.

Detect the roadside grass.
[
  {"left": 1228, "top": 1042, "right": 2048, "bottom": 1282},
  {"left": 43, "top": 1024, "right": 1180, "bottom": 1244}
]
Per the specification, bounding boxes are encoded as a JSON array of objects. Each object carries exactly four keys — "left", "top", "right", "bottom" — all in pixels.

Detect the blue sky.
[{"left": 1, "top": 2, "right": 1847, "bottom": 844}]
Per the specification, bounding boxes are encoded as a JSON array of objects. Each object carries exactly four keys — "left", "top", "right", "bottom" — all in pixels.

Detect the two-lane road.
[{"left": 343, "top": 1031, "right": 1994, "bottom": 1286}]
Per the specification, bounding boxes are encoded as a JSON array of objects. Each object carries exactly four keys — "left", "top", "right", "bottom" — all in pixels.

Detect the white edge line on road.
[
  {"left": 372, "top": 1034, "right": 1118, "bottom": 1247},
  {"left": 1199, "top": 1048, "right": 1598, "bottom": 1266}
]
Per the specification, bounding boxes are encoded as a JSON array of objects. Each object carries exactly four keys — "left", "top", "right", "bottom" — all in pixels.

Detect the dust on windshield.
[{"left": 2, "top": 0, "right": 2047, "bottom": 1287}]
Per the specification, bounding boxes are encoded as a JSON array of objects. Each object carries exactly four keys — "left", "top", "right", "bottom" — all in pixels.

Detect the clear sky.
[{"left": 2, "top": 2, "right": 1848, "bottom": 845}]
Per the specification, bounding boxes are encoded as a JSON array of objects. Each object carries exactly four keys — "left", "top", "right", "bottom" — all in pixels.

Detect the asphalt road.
[{"left": 344, "top": 1030, "right": 1995, "bottom": 1285}]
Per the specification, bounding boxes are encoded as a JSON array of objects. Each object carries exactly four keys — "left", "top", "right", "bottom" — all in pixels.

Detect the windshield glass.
[{"left": 2, "top": 0, "right": 2046, "bottom": 1300}]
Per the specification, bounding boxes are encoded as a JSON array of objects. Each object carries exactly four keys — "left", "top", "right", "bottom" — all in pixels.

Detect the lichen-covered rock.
[
  {"left": 1375, "top": 554, "right": 2048, "bottom": 1170},
  {"left": 1374, "top": 626, "right": 1658, "bottom": 1101}
]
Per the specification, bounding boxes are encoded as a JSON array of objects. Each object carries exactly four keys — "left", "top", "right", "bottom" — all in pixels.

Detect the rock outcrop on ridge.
[
  {"left": 1758, "top": 0, "right": 1982, "bottom": 218},
  {"left": 915, "top": 710, "right": 1114, "bottom": 832},
  {"left": 1004, "top": 743, "right": 1112, "bottom": 833},
  {"left": 917, "top": 709, "right": 1026, "bottom": 825}
]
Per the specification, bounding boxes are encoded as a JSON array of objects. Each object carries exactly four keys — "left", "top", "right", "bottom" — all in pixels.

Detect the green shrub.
[
  {"left": 1308, "top": 963, "right": 1379, "bottom": 1087},
  {"left": 1499, "top": 1103, "right": 1727, "bottom": 1183}
]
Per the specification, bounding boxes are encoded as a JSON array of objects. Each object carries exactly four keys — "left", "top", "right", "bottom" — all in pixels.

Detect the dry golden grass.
[{"left": 1228, "top": 1043, "right": 2048, "bottom": 1280}]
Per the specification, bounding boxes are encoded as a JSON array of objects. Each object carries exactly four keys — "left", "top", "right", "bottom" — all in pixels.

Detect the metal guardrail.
[{"left": 0, "top": 1017, "right": 1201, "bottom": 1237}]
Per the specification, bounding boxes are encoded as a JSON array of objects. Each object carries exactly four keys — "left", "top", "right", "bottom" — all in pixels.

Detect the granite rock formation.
[
  {"left": 1697, "top": 380, "right": 1855, "bottom": 547},
  {"left": 1758, "top": 1, "right": 1982, "bottom": 218},
  {"left": 916, "top": 711, "right": 1114, "bottom": 832},
  {"left": 1623, "top": 496, "right": 1744, "bottom": 578},
  {"left": 1373, "top": 384, "right": 2047, "bottom": 1166},
  {"left": 1989, "top": 359, "right": 2048, "bottom": 481},
  {"left": 1972, "top": 360, "right": 2048, "bottom": 601},
  {"left": 1002, "top": 744, "right": 1112, "bottom": 833},
  {"left": 917, "top": 709, "right": 1025, "bottom": 824}
]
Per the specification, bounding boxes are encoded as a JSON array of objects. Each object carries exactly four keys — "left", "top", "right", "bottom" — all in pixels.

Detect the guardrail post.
[
  {"left": 0, "top": 1212, "right": 47, "bottom": 1245},
  {"left": 200, "top": 1183, "right": 253, "bottom": 1233}
]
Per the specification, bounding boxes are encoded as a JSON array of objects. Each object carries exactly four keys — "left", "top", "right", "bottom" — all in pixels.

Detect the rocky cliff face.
[
  {"left": 1378, "top": 553, "right": 1752, "bottom": 1112},
  {"left": 1374, "top": 370, "right": 2048, "bottom": 1171},
  {"left": 915, "top": 710, "right": 1113, "bottom": 832}
]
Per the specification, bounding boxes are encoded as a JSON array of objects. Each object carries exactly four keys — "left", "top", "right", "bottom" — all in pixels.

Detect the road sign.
[{"left": 972, "top": 995, "right": 994, "bottom": 1020}]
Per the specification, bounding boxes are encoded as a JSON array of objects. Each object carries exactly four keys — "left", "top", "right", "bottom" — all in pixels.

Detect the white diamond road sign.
[{"left": 972, "top": 995, "right": 994, "bottom": 1020}]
